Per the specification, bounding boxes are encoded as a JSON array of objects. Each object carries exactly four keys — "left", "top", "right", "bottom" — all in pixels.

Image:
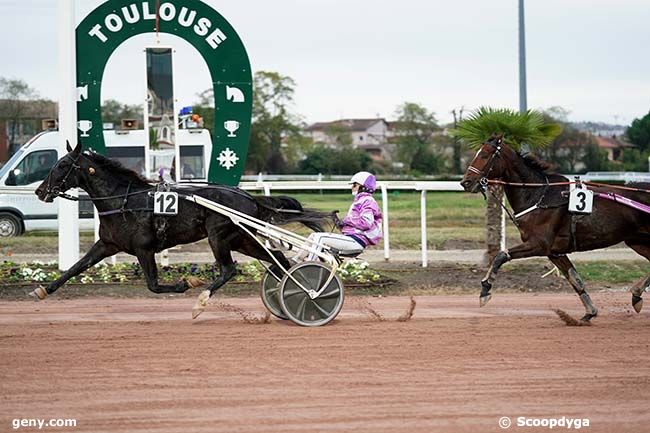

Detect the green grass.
[
  {"left": 576, "top": 262, "right": 648, "bottom": 284},
  {"left": 284, "top": 191, "right": 515, "bottom": 248},
  {"left": 291, "top": 191, "right": 486, "bottom": 227}
]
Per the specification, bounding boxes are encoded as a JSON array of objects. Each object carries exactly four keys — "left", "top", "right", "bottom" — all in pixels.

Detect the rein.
[{"left": 486, "top": 179, "right": 650, "bottom": 193}]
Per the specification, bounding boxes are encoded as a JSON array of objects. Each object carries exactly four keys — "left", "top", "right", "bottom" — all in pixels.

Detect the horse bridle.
[
  {"left": 467, "top": 140, "right": 502, "bottom": 191},
  {"left": 43, "top": 153, "right": 83, "bottom": 199}
]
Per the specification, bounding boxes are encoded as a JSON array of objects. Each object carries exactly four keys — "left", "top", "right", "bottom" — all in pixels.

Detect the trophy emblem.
[
  {"left": 77, "top": 120, "right": 93, "bottom": 137},
  {"left": 224, "top": 120, "right": 240, "bottom": 137}
]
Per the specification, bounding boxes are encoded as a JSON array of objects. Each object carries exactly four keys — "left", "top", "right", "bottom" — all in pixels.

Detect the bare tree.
[
  {"left": 0, "top": 78, "right": 39, "bottom": 155},
  {"left": 451, "top": 106, "right": 465, "bottom": 174}
]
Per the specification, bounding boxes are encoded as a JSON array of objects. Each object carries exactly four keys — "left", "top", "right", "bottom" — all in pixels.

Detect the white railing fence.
[
  {"left": 92, "top": 173, "right": 644, "bottom": 268},
  {"left": 239, "top": 180, "right": 465, "bottom": 267}
]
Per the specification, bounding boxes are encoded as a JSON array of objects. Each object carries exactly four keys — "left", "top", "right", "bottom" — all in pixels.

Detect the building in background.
[
  {"left": 304, "top": 118, "right": 392, "bottom": 161},
  {"left": 593, "top": 135, "right": 635, "bottom": 161}
]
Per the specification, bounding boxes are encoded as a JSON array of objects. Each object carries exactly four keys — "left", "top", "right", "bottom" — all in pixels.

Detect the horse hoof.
[
  {"left": 192, "top": 290, "right": 210, "bottom": 319},
  {"left": 28, "top": 286, "right": 47, "bottom": 300},
  {"left": 632, "top": 295, "right": 643, "bottom": 313},
  {"left": 479, "top": 294, "right": 492, "bottom": 307},
  {"left": 580, "top": 311, "right": 598, "bottom": 322},
  {"left": 192, "top": 307, "right": 204, "bottom": 320}
]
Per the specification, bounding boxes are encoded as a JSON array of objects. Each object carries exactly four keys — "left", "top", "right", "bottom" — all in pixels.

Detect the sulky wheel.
[
  {"left": 260, "top": 269, "right": 289, "bottom": 320},
  {"left": 279, "top": 262, "right": 344, "bottom": 327}
]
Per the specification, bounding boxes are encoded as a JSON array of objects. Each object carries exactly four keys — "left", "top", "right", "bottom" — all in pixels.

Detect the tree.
[
  {"left": 582, "top": 142, "right": 611, "bottom": 172},
  {"left": 450, "top": 107, "right": 465, "bottom": 174},
  {"left": 452, "top": 107, "right": 562, "bottom": 150},
  {"left": 192, "top": 89, "right": 215, "bottom": 138},
  {"left": 452, "top": 107, "right": 562, "bottom": 263},
  {"left": 283, "top": 134, "right": 315, "bottom": 172},
  {"left": 298, "top": 145, "right": 372, "bottom": 175},
  {"left": 0, "top": 78, "right": 38, "bottom": 155},
  {"left": 248, "top": 71, "right": 303, "bottom": 173},
  {"left": 620, "top": 148, "right": 650, "bottom": 172},
  {"left": 392, "top": 102, "right": 442, "bottom": 173},
  {"left": 626, "top": 111, "right": 650, "bottom": 151},
  {"left": 539, "top": 108, "right": 600, "bottom": 173},
  {"left": 101, "top": 99, "right": 143, "bottom": 126}
]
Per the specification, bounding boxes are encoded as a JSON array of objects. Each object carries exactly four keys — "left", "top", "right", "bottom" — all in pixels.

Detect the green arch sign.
[{"left": 76, "top": 0, "right": 252, "bottom": 185}]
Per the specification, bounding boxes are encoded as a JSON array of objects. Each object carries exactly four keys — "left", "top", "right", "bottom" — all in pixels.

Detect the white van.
[{"left": 0, "top": 128, "right": 212, "bottom": 237}]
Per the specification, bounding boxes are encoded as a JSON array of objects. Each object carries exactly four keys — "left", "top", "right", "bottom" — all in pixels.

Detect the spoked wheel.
[
  {"left": 260, "top": 269, "right": 289, "bottom": 320},
  {"left": 279, "top": 262, "right": 344, "bottom": 327}
]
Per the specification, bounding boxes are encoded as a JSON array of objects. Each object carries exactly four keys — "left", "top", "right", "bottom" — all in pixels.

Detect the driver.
[{"left": 294, "top": 171, "right": 383, "bottom": 262}]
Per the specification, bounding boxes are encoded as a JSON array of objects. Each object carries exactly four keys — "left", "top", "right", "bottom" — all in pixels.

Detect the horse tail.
[{"left": 254, "top": 195, "right": 334, "bottom": 232}]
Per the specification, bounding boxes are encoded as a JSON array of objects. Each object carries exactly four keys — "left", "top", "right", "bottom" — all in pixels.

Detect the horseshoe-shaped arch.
[{"left": 76, "top": 0, "right": 252, "bottom": 185}]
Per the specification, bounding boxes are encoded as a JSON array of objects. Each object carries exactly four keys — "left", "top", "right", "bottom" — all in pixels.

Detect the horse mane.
[
  {"left": 84, "top": 151, "right": 152, "bottom": 185},
  {"left": 519, "top": 152, "right": 554, "bottom": 173}
]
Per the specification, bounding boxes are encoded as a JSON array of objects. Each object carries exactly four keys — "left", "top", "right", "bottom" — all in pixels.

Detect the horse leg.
[
  {"left": 28, "top": 240, "right": 120, "bottom": 300},
  {"left": 136, "top": 250, "right": 194, "bottom": 294},
  {"left": 480, "top": 250, "right": 511, "bottom": 306},
  {"left": 624, "top": 241, "right": 650, "bottom": 313},
  {"left": 548, "top": 254, "right": 598, "bottom": 321},
  {"left": 192, "top": 234, "right": 238, "bottom": 319},
  {"left": 480, "top": 242, "right": 548, "bottom": 306}
]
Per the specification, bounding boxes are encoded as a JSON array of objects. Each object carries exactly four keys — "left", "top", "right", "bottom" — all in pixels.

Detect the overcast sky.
[{"left": 1, "top": 0, "right": 648, "bottom": 126}]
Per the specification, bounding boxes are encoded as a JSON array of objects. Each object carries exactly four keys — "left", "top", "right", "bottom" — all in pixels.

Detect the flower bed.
[{"left": 0, "top": 259, "right": 389, "bottom": 287}]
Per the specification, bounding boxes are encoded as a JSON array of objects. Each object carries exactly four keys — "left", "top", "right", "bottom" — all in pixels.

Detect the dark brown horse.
[{"left": 460, "top": 134, "right": 650, "bottom": 321}]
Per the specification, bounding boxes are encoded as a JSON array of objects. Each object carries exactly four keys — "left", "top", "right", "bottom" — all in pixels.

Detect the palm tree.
[{"left": 451, "top": 107, "right": 562, "bottom": 263}]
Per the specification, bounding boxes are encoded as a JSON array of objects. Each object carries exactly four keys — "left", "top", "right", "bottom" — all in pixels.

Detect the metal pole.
[
  {"left": 518, "top": 0, "right": 528, "bottom": 114},
  {"left": 58, "top": 0, "right": 79, "bottom": 270}
]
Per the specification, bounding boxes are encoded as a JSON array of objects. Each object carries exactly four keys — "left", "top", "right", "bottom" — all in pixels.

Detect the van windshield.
[{"left": 0, "top": 149, "right": 24, "bottom": 180}]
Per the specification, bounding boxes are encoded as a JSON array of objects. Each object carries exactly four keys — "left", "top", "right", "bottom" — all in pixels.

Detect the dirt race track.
[{"left": 2, "top": 293, "right": 650, "bottom": 433}]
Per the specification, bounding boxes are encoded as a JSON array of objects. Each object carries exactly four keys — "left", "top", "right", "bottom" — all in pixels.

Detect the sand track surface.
[{"left": 1, "top": 293, "right": 649, "bottom": 433}]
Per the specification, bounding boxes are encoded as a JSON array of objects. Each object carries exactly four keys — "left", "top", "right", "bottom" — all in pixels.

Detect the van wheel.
[{"left": 0, "top": 213, "right": 22, "bottom": 237}]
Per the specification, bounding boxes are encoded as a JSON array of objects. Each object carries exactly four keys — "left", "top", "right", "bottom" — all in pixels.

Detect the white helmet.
[{"left": 349, "top": 171, "right": 376, "bottom": 192}]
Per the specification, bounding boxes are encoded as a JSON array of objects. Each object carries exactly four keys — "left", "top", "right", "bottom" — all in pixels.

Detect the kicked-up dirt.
[{"left": 1, "top": 292, "right": 649, "bottom": 433}]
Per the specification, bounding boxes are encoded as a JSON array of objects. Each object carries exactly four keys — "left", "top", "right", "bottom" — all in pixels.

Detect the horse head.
[
  {"left": 460, "top": 133, "right": 512, "bottom": 193},
  {"left": 35, "top": 141, "right": 96, "bottom": 202}
]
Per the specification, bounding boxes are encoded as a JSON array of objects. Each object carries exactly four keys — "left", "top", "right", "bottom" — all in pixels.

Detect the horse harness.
[{"left": 469, "top": 141, "right": 572, "bottom": 229}]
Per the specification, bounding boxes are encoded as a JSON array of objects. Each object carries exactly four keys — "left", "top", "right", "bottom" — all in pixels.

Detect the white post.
[
  {"left": 420, "top": 189, "right": 428, "bottom": 267},
  {"left": 380, "top": 183, "right": 390, "bottom": 261},
  {"left": 263, "top": 183, "right": 271, "bottom": 196},
  {"left": 500, "top": 195, "right": 507, "bottom": 251},
  {"left": 58, "top": 0, "right": 79, "bottom": 270},
  {"left": 94, "top": 207, "right": 99, "bottom": 243}
]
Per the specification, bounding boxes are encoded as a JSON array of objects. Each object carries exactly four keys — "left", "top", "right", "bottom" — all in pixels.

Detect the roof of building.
[
  {"left": 594, "top": 135, "right": 635, "bottom": 149},
  {"left": 305, "top": 118, "right": 387, "bottom": 132}
]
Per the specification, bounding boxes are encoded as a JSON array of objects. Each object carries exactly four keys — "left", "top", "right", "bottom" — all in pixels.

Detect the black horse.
[
  {"left": 461, "top": 134, "right": 650, "bottom": 321},
  {"left": 34, "top": 142, "right": 330, "bottom": 317}
]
